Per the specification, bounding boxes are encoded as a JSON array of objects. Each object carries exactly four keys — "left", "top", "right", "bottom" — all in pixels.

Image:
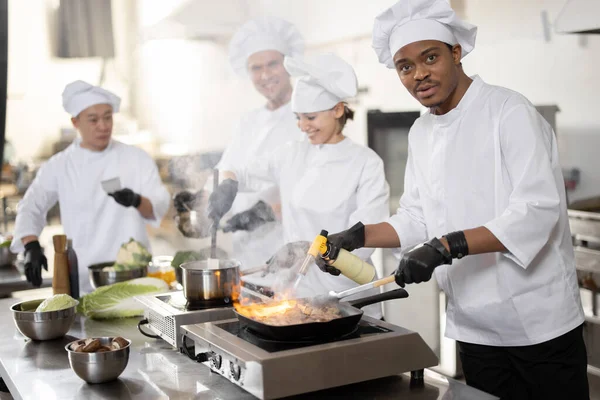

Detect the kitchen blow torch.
[{"left": 293, "top": 230, "right": 376, "bottom": 289}]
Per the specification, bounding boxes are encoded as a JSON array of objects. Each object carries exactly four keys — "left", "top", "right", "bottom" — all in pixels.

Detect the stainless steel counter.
[
  {"left": 0, "top": 225, "right": 58, "bottom": 298},
  {"left": 0, "top": 296, "right": 498, "bottom": 400},
  {"left": 0, "top": 265, "right": 51, "bottom": 298}
]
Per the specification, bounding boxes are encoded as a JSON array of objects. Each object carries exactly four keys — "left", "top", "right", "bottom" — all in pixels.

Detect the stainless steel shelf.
[
  {"left": 574, "top": 247, "right": 600, "bottom": 275},
  {"left": 588, "top": 365, "right": 600, "bottom": 377},
  {"left": 569, "top": 210, "right": 600, "bottom": 242},
  {"left": 585, "top": 314, "right": 600, "bottom": 326}
]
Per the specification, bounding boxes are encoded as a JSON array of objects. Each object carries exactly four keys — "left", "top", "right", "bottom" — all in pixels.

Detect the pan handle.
[{"left": 348, "top": 288, "right": 409, "bottom": 309}]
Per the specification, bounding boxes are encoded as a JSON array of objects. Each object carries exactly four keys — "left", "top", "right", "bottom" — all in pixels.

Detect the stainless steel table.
[
  {"left": 0, "top": 265, "right": 51, "bottom": 298},
  {"left": 0, "top": 296, "right": 497, "bottom": 400}
]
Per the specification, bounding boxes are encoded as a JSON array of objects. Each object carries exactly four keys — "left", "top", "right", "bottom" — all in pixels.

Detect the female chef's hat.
[
  {"left": 284, "top": 53, "right": 357, "bottom": 114},
  {"left": 62, "top": 80, "right": 121, "bottom": 117},
  {"left": 372, "top": 0, "right": 477, "bottom": 69},
  {"left": 229, "top": 16, "right": 304, "bottom": 76}
]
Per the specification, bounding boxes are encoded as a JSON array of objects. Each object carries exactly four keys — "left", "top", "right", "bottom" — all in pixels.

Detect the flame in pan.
[{"left": 234, "top": 299, "right": 297, "bottom": 318}]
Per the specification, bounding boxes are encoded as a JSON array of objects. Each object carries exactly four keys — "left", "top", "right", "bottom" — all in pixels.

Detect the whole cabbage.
[
  {"left": 36, "top": 294, "right": 78, "bottom": 312},
  {"left": 105, "top": 238, "right": 153, "bottom": 271},
  {"left": 116, "top": 238, "right": 152, "bottom": 266}
]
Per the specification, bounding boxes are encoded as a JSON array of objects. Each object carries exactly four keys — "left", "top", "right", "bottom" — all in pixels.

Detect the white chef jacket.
[
  {"left": 217, "top": 102, "right": 304, "bottom": 270},
  {"left": 11, "top": 139, "right": 171, "bottom": 294},
  {"left": 388, "top": 75, "right": 584, "bottom": 346},
  {"left": 234, "top": 137, "right": 390, "bottom": 318}
]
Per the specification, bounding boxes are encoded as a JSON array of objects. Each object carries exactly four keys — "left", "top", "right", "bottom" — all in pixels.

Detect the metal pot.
[{"left": 181, "top": 259, "right": 240, "bottom": 303}]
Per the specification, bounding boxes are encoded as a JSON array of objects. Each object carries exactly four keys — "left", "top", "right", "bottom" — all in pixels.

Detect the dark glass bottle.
[{"left": 67, "top": 239, "right": 79, "bottom": 299}]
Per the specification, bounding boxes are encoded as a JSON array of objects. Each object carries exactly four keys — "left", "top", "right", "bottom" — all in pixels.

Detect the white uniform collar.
[
  {"left": 264, "top": 101, "right": 292, "bottom": 116},
  {"left": 314, "top": 136, "right": 350, "bottom": 151},
  {"left": 429, "top": 75, "right": 484, "bottom": 125},
  {"left": 73, "top": 136, "right": 115, "bottom": 154}
]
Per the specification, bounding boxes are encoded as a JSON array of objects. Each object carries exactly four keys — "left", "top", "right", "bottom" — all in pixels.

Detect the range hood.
[{"left": 555, "top": 0, "right": 600, "bottom": 34}]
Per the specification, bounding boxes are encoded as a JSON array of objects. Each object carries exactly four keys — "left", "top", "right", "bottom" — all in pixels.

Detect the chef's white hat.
[
  {"left": 62, "top": 80, "right": 121, "bottom": 117},
  {"left": 284, "top": 53, "right": 357, "bottom": 114},
  {"left": 372, "top": 0, "right": 477, "bottom": 69},
  {"left": 229, "top": 16, "right": 304, "bottom": 76}
]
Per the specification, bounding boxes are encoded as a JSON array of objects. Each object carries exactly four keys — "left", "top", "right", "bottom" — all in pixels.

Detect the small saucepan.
[{"left": 180, "top": 259, "right": 240, "bottom": 304}]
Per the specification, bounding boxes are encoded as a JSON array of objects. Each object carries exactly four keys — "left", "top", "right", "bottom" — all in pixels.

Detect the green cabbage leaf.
[{"left": 77, "top": 277, "right": 168, "bottom": 319}]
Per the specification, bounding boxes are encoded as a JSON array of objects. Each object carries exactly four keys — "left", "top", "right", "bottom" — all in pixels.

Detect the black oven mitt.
[
  {"left": 222, "top": 201, "right": 275, "bottom": 233},
  {"left": 207, "top": 179, "right": 238, "bottom": 222},
  {"left": 173, "top": 190, "right": 200, "bottom": 212},
  {"left": 264, "top": 241, "right": 310, "bottom": 276}
]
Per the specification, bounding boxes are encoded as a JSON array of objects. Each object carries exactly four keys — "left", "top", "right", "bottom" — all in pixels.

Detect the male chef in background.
[
  {"left": 319, "top": 0, "right": 588, "bottom": 398},
  {"left": 175, "top": 16, "right": 304, "bottom": 271},
  {"left": 11, "top": 80, "right": 170, "bottom": 294}
]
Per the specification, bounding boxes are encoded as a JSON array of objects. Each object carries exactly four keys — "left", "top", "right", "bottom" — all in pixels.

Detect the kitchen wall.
[
  {"left": 266, "top": 0, "right": 600, "bottom": 201},
  {"left": 132, "top": 0, "right": 258, "bottom": 155},
  {"left": 134, "top": 0, "right": 600, "bottom": 199},
  {"left": 6, "top": 0, "right": 136, "bottom": 161},
  {"left": 5, "top": 0, "right": 600, "bottom": 201}
]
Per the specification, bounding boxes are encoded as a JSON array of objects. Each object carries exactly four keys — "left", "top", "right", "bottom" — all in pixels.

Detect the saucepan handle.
[{"left": 348, "top": 288, "right": 409, "bottom": 309}]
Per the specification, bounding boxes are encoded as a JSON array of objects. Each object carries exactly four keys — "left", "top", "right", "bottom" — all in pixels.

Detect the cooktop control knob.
[
  {"left": 230, "top": 362, "right": 241, "bottom": 381},
  {"left": 210, "top": 354, "right": 222, "bottom": 370}
]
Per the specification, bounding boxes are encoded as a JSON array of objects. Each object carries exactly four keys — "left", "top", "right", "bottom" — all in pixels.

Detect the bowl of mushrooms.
[{"left": 65, "top": 336, "right": 131, "bottom": 383}]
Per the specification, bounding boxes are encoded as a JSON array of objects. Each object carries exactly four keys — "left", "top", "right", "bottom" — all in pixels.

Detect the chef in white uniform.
[
  {"left": 207, "top": 54, "right": 390, "bottom": 318},
  {"left": 321, "top": 0, "right": 588, "bottom": 398},
  {"left": 11, "top": 81, "right": 170, "bottom": 294},
  {"left": 175, "top": 17, "right": 304, "bottom": 273}
]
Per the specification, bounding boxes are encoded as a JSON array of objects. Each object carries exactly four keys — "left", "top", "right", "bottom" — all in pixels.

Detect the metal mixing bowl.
[
  {"left": 11, "top": 298, "right": 77, "bottom": 341},
  {"left": 65, "top": 337, "right": 131, "bottom": 384},
  {"left": 0, "top": 246, "right": 17, "bottom": 267},
  {"left": 88, "top": 262, "right": 148, "bottom": 289}
]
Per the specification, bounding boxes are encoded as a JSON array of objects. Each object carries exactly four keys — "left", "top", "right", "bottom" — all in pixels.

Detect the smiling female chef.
[
  {"left": 11, "top": 81, "right": 170, "bottom": 294},
  {"left": 207, "top": 53, "right": 390, "bottom": 318}
]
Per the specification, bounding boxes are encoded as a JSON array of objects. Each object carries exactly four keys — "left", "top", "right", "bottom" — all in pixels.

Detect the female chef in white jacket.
[
  {"left": 11, "top": 81, "right": 171, "bottom": 294},
  {"left": 208, "top": 54, "right": 390, "bottom": 318}
]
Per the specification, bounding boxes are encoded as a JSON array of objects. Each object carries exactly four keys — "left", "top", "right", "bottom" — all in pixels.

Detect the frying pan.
[{"left": 234, "top": 288, "right": 408, "bottom": 341}]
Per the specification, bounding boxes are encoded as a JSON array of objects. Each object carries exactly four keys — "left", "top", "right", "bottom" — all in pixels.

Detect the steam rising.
[{"left": 171, "top": 162, "right": 308, "bottom": 296}]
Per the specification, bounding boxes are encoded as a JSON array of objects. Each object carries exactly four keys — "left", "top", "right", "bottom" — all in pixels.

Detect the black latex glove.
[
  {"left": 24, "top": 240, "right": 47, "bottom": 288},
  {"left": 316, "top": 257, "right": 341, "bottom": 276},
  {"left": 109, "top": 188, "right": 141, "bottom": 208},
  {"left": 222, "top": 201, "right": 275, "bottom": 233},
  {"left": 173, "top": 190, "right": 200, "bottom": 212},
  {"left": 326, "top": 222, "right": 366, "bottom": 258},
  {"left": 394, "top": 238, "right": 452, "bottom": 288},
  {"left": 263, "top": 241, "right": 310, "bottom": 276},
  {"left": 317, "top": 222, "right": 365, "bottom": 276},
  {"left": 207, "top": 179, "right": 238, "bottom": 222}
]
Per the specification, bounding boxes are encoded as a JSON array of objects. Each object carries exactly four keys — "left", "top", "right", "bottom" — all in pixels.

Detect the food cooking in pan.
[{"left": 234, "top": 299, "right": 341, "bottom": 326}]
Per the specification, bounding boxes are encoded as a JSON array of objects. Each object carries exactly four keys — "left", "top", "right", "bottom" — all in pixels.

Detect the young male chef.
[
  {"left": 175, "top": 16, "right": 304, "bottom": 271},
  {"left": 11, "top": 80, "right": 170, "bottom": 294},
  {"left": 319, "top": 0, "right": 588, "bottom": 398}
]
